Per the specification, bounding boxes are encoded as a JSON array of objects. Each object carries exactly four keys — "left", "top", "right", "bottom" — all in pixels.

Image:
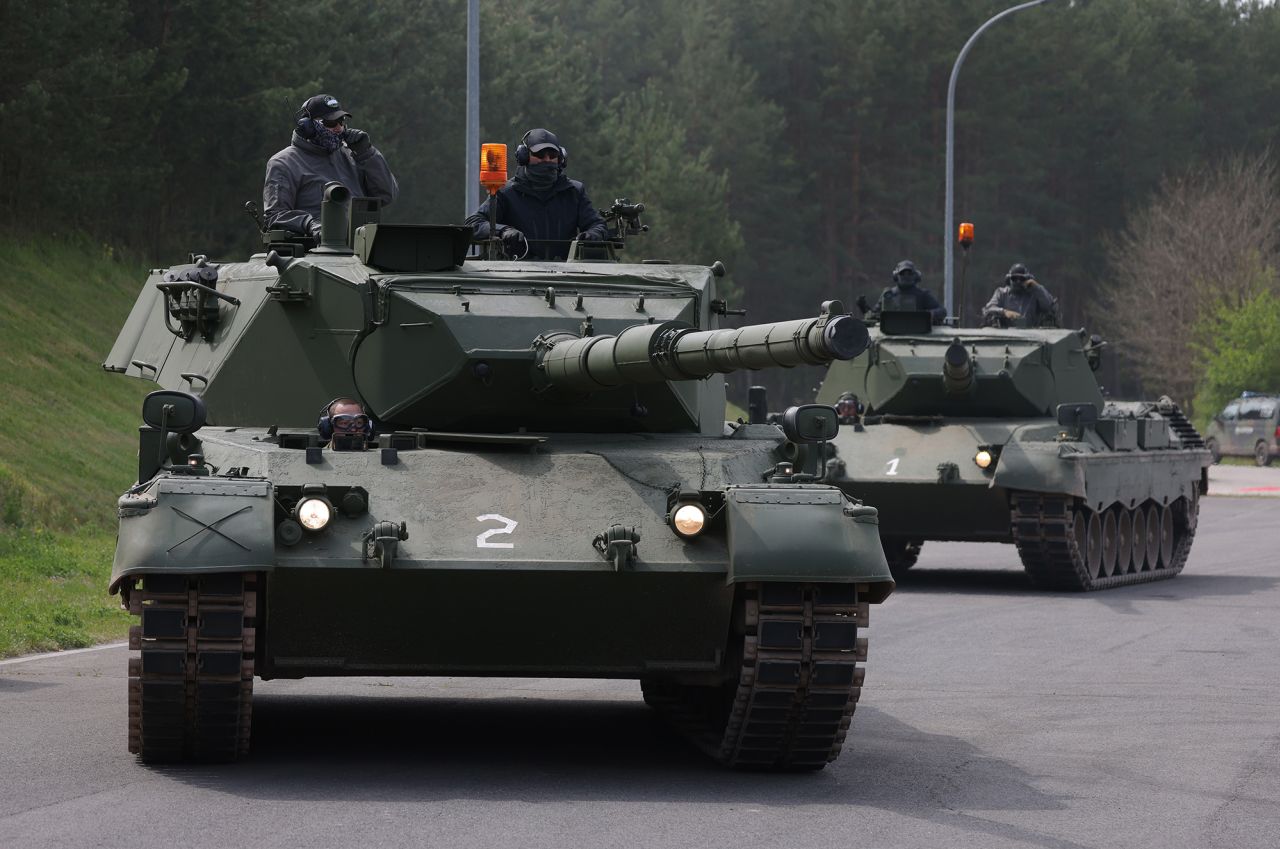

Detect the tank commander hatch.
[
  {"left": 982, "top": 263, "right": 1059, "bottom": 328},
  {"left": 263, "top": 94, "right": 399, "bottom": 240},
  {"left": 866, "top": 260, "right": 947, "bottom": 324},
  {"left": 318, "top": 397, "right": 374, "bottom": 451},
  {"left": 464, "top": 128, "right": 607, "bottom": 260}
]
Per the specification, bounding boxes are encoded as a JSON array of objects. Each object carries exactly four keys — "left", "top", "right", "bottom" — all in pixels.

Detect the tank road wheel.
[
  {"left": 1255, "top": 440, "right": 1272, "bottom": 467},
  {"left": 1114, "top": 507, "right": 1134, "bottom": 577},
  {"left": 1130, "top": 507, "right": 1148, "bottom": 572},
  {"left": 880, "top": 537, "right": 923, "bottom": 575},
  {"left": 1205, "top": 437, "right": 1221, "bottom": 465},
  {"left": 1142, "top": 503, "right": 1161, "bottom": 570},
  {"left": 1157, "top": 504, "right": 1175, "bottom": 569},
  {"left": 1083, "top": 509, "right": 1103, "bottom": 580},
  {"left": 1012, "top": 493, "right": 1193, "bottom": 590},
  {"left": 1100, "top": 510, "right": 1119, "bottom": 577},
  {"left": 642, "top": 582, "right": 870, "bottom": 771},
  {"left": 126, "top": 573, "right": 256, "bottom": 763}
]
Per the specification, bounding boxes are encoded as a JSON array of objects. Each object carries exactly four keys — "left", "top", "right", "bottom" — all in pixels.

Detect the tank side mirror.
[
  {"left": 782, "top": 404, "right": 840, "bottom": 444},
  {"left": 142, "top": 390, "right": 207, "bottom": 434},
  {"left": 1056, "top": 402, "right": 1099, "bottom": 428}
]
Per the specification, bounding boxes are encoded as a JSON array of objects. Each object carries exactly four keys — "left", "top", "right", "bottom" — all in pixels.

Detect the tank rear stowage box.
[
  {"left": 103, "top": 206, "right": 893, "bottom": 770},
  {"left": 817, "top": 313, "right": 1210, "bottom": 591}
]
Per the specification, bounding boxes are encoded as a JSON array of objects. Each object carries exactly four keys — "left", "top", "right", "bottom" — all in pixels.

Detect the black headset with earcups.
[
  {"left": 317, "top": 397, "right": 373, "bottom": 440},
  {"left": 514, "top": 129, "right": 566, "bottom": 168},
  {"left": 295, "top": 103, "right": 316, "bottom": 139}
]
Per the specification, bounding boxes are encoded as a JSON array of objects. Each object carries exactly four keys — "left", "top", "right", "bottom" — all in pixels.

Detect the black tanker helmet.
[
  {"left": 893, "top": 259, "right": 921, "bottom": 286},
  {"left": 1006, "top": 263, "right": 1031, "bottom": 287}
]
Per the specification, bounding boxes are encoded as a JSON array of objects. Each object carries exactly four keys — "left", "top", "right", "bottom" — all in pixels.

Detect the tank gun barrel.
[
  {"left": 942, "top": 339, "right": 973, "bottom": 395},
  {"left": 538, "top": 301, "right": 868, "bottom": 391}
]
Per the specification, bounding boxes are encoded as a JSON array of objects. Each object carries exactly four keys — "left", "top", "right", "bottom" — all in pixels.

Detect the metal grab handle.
[{"left": 156, "top": 280, "right": 241, "bottom": 307}]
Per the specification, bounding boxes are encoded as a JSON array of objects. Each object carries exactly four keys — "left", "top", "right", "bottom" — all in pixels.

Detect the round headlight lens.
[
  {"left": 296, "top": 497, "right": 332, "bottom": 531},
  {"left": 672, "top": 503, "right": 707, "bottom": 538},
  {"left": 974, "top": 449, "right": 993, "bottom": 469}
]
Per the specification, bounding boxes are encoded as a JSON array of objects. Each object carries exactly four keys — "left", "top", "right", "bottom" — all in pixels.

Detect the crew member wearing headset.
[
  {"left": 263, "top": 94, "right": 399, "bottom": 239},
  {"left": 465, "top": 128, "right": 607, "bottom": 260},
  {"left": 318, "top": 397, "right": 374, "bottom": 451}
]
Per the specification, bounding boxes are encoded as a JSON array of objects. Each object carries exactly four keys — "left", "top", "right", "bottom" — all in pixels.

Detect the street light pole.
[
  {"left": 465, "top": 0, "right": 480, "bottom": 219},
  {"left": 944, "top": 0, "right": 1055, "bottom": 317}
]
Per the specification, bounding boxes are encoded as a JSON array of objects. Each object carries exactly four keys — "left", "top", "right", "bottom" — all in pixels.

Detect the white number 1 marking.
[{"left": 885, "top": 458, "right": 900, "bottom": 476}]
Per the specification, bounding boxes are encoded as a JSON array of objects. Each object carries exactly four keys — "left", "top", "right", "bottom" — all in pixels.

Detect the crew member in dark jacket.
[
  {"left": 982, "top": 263, "right": 1058, "bottom": 328},
  {"left": 465, "top": 128, "right": 607, "bottom": 260},
  {"left": 868, "top": 260, "right": 947, "bottom": 324},
  {"left": 263, "top": 94, "right": 399, "bottom": 238}
]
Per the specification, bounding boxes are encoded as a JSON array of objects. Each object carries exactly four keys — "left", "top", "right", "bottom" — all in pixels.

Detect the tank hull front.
[{"left": 831, "top": 418, "right": 1210, "bottom": 543}]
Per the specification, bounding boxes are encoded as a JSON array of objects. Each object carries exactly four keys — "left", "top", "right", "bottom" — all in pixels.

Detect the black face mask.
[
  {"left": 896, "top": 274, "right": 918, "bottom": 290},
  {"left": 517, "top": 162, "right": 560, "bottom": 194},
  {"left": 1010, "top": 277, "right": 1028, "bottom": 291}
]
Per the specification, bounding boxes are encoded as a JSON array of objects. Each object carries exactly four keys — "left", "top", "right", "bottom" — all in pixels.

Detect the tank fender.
[
  {"left": 110, "top": 476, "right": 275, "bottom": 594},
  {"left": 724, "top": 485, "right": 894, "bottom": 603},
  {"left": 990, "top": 441, "right": 1088, "bottom": 499}
]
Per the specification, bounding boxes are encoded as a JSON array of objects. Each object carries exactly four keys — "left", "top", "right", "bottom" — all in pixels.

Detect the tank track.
[
  {"left": 1010, "top": 493, "right": 1198, "bottom": 591},
  {"left": 126, "top": 572, "right": 257, "bottom": 762},
  {"left": 641, "top": 582, "right": 870, "bottom": 771},
  {"left": 881, "top": 537, "right": 923, "bottom": 574}
]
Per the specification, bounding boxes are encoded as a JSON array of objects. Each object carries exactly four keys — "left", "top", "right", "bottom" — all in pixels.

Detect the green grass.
[
  {"left": 0, "top": 231, "right": 152, "bottom": 655},
  {"left": 0, "top": 529, "right": 130, "bottom": 657}
]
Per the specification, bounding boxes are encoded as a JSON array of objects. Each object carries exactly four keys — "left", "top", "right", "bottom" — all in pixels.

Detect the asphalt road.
[{"left": 2, "top": 496, "right": 1278, "bottom": 849}]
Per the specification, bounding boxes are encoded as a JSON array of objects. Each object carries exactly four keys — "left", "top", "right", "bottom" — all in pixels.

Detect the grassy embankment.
[{"left": 0, "top": 234, "right": 151, "bottom": 656}]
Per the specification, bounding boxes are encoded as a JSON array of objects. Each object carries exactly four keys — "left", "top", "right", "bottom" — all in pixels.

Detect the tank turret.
[
  {"left": 823, "top": 316, "right": 1104, "bottom": 418},
  {"left": 105, "top": 222, "right": 867, "bottom": 434}
]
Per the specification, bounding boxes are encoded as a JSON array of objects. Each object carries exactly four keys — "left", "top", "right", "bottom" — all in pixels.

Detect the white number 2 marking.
[
  {"left": 476, "top": 514, "right": 519, "bottom": 548},
  {"left": 884, "top": 458, "right": 900, "bottom": 476}
]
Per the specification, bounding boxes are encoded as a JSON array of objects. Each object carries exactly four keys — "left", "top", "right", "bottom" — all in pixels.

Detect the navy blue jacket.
[{"left": 466, "top": 175, "right": 607, "bottom": 260}]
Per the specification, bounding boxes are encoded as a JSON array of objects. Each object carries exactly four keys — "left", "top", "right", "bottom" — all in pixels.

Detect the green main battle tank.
[
  {"left": 102, "top": 188, "right": 894, "bottom": 769},
  {"left": 814, "top": 311, "right": 1210, "bottom": 591}
]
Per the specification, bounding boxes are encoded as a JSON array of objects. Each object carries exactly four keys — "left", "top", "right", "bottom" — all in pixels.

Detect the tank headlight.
[
  {"left": 974, "top": 449, "right": 994, "bottom": 469},
  {"left": 671, "top": 503, "right": 707, "bottom": 539},
  {"left": 295, "top": 497, "right": 333, "bottom": 531}
]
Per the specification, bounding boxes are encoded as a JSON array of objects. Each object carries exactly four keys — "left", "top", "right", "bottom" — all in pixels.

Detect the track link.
[
  {"left": 1011, "top": 493, "right": 1197, "bottom": 591},
  {"left": 881, "top": 537, "right": 923, "bottom": 575},
  {"left": 642, "top": 582, "right": 870, "bottom": 770},
  {"left": 127, "top": 572, "right": 257, "bottom": 762}
]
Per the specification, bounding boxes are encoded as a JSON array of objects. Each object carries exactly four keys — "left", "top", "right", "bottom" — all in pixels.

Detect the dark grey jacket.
[
  {"left": 465, "top": 174, "right": 607, "bottom": 260},
  {"left": 263, "top": 132, "right": 399, "bottom": 235},
  {"left": 982, "top": 281, "right": 1058, "bottom": 328}
]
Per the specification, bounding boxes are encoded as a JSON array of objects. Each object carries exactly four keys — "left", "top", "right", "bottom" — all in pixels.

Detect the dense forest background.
[{"left": 4, "top": 0, "right": 1280, "bottom": 408}]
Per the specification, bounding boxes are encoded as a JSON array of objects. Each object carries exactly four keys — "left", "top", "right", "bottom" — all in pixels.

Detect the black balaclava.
[
  {"left": 515, "top": 162, "right": 560, "bottom": 198},
  {"left": 307, "top": 119, "right": 341, "bottom": 152}
]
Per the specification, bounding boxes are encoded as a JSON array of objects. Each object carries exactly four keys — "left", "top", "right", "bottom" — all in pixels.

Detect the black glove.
[
  {"left": 577, "top": 230, "right": 602, "bottom": 242},
  {"left": 342, "top": 128, "right": 372, "bottom": 155},
  {"left": 855, "top": 295, "right": 871, "bottom": 315},
  {"left": 307, "top": 219, "right": 322, "bottom": 239},
  {"left": 500, "top": 228, "right": 528, "bottom": 257}
]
